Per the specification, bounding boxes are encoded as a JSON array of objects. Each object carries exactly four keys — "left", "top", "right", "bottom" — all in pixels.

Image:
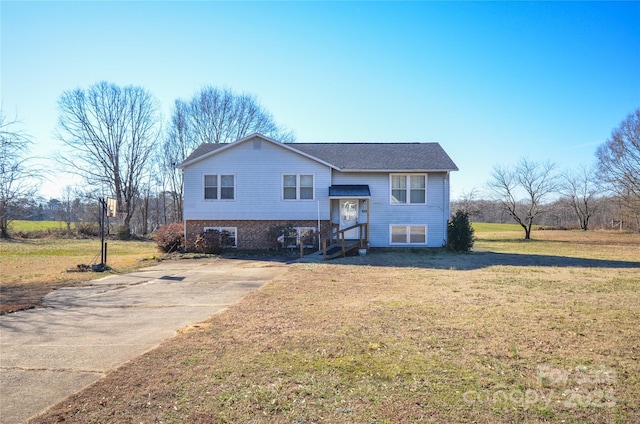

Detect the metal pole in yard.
[{"left": 99, "top": 198, "right": 106, "bottom": 270}]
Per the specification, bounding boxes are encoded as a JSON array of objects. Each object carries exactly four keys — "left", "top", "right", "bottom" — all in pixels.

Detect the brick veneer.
[{"left": 185, "top": 220, "right": 331, "bottom": 250}]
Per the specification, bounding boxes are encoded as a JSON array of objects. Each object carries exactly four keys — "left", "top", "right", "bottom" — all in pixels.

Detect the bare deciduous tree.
[
  {"left": 56, "top": 81, "right": 162, "bottom": 237},
  {"left": 186, "top": 86, "right": 295, "bottom": 145},
  {"left": 0, "top": 111, "right": 40, "bottom": 238},
  {"left": 162, "top": 86, "right": 295, "bottom": 221},
  {"left": 162, "top": 100, "right": 190, "bottom": 222},
  {"left": 487, "top": 158, "right": 558, "bottom": 239},
  {"left": 559, "top": 165, "right": 600, "bottom": 231},
  {"left": 596, "top": 108, "right": 640, "bottom": 230}
]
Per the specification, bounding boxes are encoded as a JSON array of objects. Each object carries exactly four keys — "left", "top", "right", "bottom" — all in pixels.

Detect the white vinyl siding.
[
  {"left": 389, "top": 225, "right": 427, "bottom": 245},
  {"left": 204, "top": 174, "right": 235, "bottom": 200},
  {"left": 183, "top": 136, "right": 331, "bottom": 221},
  {"left": 282, "top": 174, "right": 314, "bottom": 200},
  {"left": 203, "top": 226, "right": 237, "bottom": 248},
  {"left": 390, "top": 174, "right": 426, "bottom": 205}
]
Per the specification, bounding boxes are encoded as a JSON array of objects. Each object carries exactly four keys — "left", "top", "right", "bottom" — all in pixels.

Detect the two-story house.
[{"left": 179, "top": 133, "right": 458, "bottom": 252}]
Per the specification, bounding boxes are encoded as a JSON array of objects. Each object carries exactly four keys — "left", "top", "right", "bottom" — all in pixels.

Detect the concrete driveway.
[{"left": 0, "top": 258, "right": 288, "bottom": 423}]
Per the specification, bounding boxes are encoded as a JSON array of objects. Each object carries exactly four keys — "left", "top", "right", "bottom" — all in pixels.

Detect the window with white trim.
[
  {"left": 280, "top": 226, "right": 317, "bottom": 248},
  {"left": 282, "top": 174, "right": 314, "bottom": 200},
  {"left": 204, "top": 174, "right": 235, "bottom": 200},
  {"left": 296, "top": 227, "right": 316, "bottom": 248},
  {"left": 390, "top": 174, "right": 426, "bottom": 204},
  {"left": 390, "top": 225, "right": 427, "bottom": 245},
  {"left": 203, "top": 226, "right": 237, "bottom": 248}
]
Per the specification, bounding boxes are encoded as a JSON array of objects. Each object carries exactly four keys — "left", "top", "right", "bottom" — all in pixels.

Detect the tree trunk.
[{"left": 581, "top": 216, "right": 589, "bottom": 231}]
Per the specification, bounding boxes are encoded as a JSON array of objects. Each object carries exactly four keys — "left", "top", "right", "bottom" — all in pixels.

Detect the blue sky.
[{"left": 2, "top": 1, "right": 639, "bottom": 200}]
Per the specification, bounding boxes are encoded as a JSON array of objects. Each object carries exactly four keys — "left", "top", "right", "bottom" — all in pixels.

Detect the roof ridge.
[{"left": 296, "top": 141, "right": 436, "bottom": 144}]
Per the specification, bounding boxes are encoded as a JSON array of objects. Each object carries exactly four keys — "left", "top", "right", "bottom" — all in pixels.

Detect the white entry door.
[{"left": 340, "top": 199, "right": 359, "bottom": 239}]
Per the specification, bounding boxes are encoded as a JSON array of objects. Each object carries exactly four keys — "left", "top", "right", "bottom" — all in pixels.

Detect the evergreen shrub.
[{"left": 447, "top": 210, "right": 475, "bottom": 252}]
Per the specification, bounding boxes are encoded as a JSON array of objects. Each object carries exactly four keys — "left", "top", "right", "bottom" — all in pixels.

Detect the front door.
[{"left": 340, "top": 199, "right": 359, "bottom": 239}]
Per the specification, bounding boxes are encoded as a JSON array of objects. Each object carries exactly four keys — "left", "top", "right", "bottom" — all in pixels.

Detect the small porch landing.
[
  {"left": 296, "top": 223, "right": 368, "bottom": 261},
  {"left": 323, "top": 239, "right": 362, "bottom": 260},
  {"left": 321, "top": 223, "right": 368, "bottom": 260}
]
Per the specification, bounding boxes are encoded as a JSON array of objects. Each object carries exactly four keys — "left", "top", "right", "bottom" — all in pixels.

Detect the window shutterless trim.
[
  {"left": 282, "top": 174, "right": 315, "bottom": 201},
  {"left": 389, "top": 224, "right": 428, "bottom": 245},
  {"left": 203, "top": 174, "right": 236, "bottom": 201},
  {"left": 389, "top": 173, "right": 427, "bottom": 205},
  {"left": 203, "top": 226, "right": 238, "bottom": 248}
]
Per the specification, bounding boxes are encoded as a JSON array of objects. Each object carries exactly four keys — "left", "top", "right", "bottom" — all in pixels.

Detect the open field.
[
  {"left": 0, "top": 239, "right": 160, "bottom": 313},
  {"left": 22, "top": 229, "right": 639, "bottom": 423},
  {"left": 8, "top": 220, "right": 71, "bottom": 232},
  {"left": 472, "top": 222, "right": 527, "bottom": 232}
]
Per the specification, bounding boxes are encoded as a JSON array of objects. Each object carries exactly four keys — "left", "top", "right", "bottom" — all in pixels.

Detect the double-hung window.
[
  {"left": 203, "top": 226, "right": 237, "bottom": 248},
  {"left": 390, "top": 225, "right": 427, "bottom": 245},
  {"left": 283, "top": 174, "right": 314, "bottom": 200},
  {"left": 204, "top": 174, "right": 235, "bottom": 200},
  {"left": 390, "top": 174, "right": 426, "bottom": 204},
  {"left": 280, "top": 227, "right": 316, "bottom": 248}
]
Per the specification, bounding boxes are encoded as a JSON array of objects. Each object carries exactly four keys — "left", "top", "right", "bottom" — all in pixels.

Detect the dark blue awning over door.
[{"left": 328, "top": 185, "right": 371, "bottom": 198}]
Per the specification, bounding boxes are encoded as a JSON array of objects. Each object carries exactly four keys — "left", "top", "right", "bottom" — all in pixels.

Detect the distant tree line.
[
  {"left": 15, "top": 187, "right": 181, "bottom": 238},
  {"left": 472, "top": 109, "right": 640, "bottom": 238},
  {"left": 1, "top": 80, "right": 638, "bottom": 240},
  {"left": 452, "top": 194, "right": 638, "bottom": 233}
]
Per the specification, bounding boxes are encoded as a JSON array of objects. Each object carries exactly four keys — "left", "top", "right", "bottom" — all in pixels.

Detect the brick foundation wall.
[{"left": 185, "top": 220, "right": 331, "bottom": 250}]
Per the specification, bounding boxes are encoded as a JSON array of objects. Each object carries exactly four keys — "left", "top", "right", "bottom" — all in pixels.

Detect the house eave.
[
  {"left": 178, "top": 133, "right": 340, "bottom": 170},
  {"left": 337, "top": 168, "right": 459, "bottom": 173}
]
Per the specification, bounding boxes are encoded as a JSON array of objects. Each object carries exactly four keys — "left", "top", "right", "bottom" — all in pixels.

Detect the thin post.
[{"left": 99, "top": 198, "right": 106, "bottom": 267}]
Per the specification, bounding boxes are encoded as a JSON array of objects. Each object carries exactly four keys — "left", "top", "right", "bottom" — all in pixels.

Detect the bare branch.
[
  {"left": 56, "top": 81, "right": 161, "bottom": 236},
  {"left": 0, "top": 110, "right": 41, "bottom": 237},
  {"left": 160, "top": 86, "right": 295, "bottom": 220},
  {"left": 596, "top": 108, "right": 640, "bottom": 224},
  {"left": 487, "top": 158, "right": 558, "bottom": 239}
]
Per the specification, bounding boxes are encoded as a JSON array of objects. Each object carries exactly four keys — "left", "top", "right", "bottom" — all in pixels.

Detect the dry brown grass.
[
  {"left": 0, "top": 239, "right": 160, "bottom": 313},
  {"left": 25, "top": 230, "right": 640, "bottom": 423}
]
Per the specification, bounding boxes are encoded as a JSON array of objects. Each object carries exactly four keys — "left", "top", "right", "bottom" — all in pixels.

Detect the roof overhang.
[
  {"left": 336, "top": 168, "right": 458, "bottom": 173},
  {"left": 178, "top": 133, "right": 339, "bottom": 170},
  {"left": 328, "top": 185, "right": 371, "bottom": 198}
]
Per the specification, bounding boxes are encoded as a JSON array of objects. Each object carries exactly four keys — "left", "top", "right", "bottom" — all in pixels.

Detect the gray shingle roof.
[
  {"left": 181, "top": 137, "right": 458, "bottom": 172},
  {"left": 182, "top": 143, "right": 226, "bottom": 163},
  {"left": 293, "top": 142, "right": 458, "bottom": 171}
]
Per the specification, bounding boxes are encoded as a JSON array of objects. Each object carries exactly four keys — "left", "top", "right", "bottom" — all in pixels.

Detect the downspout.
[
  {"left": 443, "top": 173, "right": 449, "bottom": 247},
  {"left": 180, "top": 165, "right": 187, "bottom": 252}
]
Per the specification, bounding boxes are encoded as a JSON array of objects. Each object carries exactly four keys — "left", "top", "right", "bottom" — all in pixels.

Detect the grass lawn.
[
  {"left": 8, "top": 220, "right": 71, "bottom": 232},
  {"left": 472, "top": 222, "right": 526, "bottom": 232},
  {"left": 0, "top": 238, "right": 160, "bottom": 313},
  {"left": 12, "top": 229, "right": 640, "bottom": 423}
]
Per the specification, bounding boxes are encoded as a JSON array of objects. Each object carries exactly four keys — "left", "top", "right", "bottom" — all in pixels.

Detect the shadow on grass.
[
  {"left": 302, "top": 249, "right": 640, "bottom": 270},
  {"left": 454, "top": 251, "right": 639, "bottom": 270}
]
